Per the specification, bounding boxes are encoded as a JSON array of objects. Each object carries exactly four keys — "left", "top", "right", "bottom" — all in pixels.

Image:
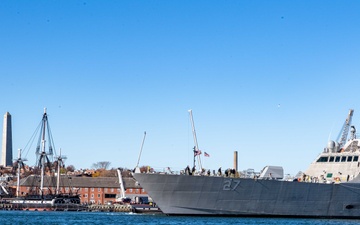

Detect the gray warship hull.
[{"left": 133, "top": 173, "right": 360, "bottom": 218}]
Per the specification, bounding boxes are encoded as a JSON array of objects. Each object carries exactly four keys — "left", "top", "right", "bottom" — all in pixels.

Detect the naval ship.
[{"left": 133, "top": 109, "right": 360, "bottom": 218}]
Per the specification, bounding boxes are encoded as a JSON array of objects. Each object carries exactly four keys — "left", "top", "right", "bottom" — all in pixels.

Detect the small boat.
[{"left": 132, "top": 204, "right": 162, "bottom": 214}]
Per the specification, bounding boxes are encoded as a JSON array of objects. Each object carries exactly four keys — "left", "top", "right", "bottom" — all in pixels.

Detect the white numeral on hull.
[{"left": 223, "top": 179, "right": 240, "bottom": 191}]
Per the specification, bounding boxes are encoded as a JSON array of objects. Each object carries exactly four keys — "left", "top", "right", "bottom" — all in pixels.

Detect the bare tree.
[
  {"left": 66, "top": 165, "right": 76, "bottom": 172},
  {"left": 92, "top": 161, "right": 111, "bottom": 170},
  {"left": 98, "top": 168, "right": 117, "bottom": 177}
]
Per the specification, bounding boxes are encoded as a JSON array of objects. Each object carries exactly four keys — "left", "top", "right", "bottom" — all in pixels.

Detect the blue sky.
[{"left": 1, "top": 1, "right": 360, "bottom": 175}]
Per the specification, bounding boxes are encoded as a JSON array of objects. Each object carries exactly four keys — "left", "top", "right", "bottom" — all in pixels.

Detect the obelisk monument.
[{"left": 1, "top": 112, "right": 13, "bottom": 167}]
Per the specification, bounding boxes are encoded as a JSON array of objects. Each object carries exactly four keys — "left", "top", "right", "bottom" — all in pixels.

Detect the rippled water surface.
[{"left": 1, "top": 211, "right": 360, "bottom": 225}]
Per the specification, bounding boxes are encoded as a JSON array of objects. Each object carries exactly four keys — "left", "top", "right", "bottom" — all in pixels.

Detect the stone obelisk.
[{"left": 1, "top": 112, "right": 13, "bottom": 167}]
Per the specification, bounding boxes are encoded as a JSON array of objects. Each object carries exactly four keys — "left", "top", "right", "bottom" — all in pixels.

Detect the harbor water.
[{"left": 1, "top": 211, "right": 360, "bottom": 225}]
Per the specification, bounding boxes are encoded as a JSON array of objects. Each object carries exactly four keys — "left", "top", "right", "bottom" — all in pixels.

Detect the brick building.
[{"left": 14, "top": 175, "right": 148, "bottom": 204}]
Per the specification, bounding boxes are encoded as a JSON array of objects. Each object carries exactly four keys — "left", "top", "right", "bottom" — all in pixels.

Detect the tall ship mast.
[
  {"left": 37, "top": 108, "right": 53, "bottom": 196},
  {"left": 9, "top": 109, "right": 84, "bottom": 211}
]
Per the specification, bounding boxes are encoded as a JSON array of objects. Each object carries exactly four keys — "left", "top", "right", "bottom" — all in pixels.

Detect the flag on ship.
[
  {"left": 194, "top": 150, "right": 202, "bottom": 156},
  {"left": 204, "top": 152, "right": 210, "bottom": 157}
]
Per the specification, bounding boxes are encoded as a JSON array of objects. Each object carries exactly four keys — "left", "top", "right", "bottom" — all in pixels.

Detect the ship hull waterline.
[{"left": 133, "top": 173, "right": 360, "bottom": 218}]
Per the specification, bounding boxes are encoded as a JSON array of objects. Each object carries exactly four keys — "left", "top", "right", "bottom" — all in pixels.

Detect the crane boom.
[
  {"left": 338, "top": 109, "right": 354, "bottom": 148},
  {"left": 117, "top": 168, "right": 126, "bottom": 199}
]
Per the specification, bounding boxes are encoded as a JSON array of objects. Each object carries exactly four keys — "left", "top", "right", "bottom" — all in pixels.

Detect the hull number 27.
[{"left": 223, "top": 179, "right": 240, "bottom": 191}]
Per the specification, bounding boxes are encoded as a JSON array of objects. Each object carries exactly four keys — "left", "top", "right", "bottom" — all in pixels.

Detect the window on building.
[
  {"left": 105, "top": 194, "right": 116, "bottom": 198},
  {"left": 354, "top": 156, "right": 359, "bottom": 162},
  {"left": 348, "top": 156, "right": 353, "bottom": 162},
  {"left": 98, "top": 194, "right": 100, "bottom": 198},
  {"left": 335, "top": 156, "right": 341, "bottom": 162},
  {"left": 111, "top": 188, "right": 114, "bottom": 193},
  {"left": 85, "top": 194, "right": 88, "bottom": 198},
  {"left": 98, "top": 188, "right": 101, "bottom": 192},
  {"left": 341, "top": 156, "right": 347, "bottom": 162},
  {"left": 329, "top": 156, "right": 335, "bottom": 162},
  {"left": 105, "top": 188, "right": 108, "bottom": 192},
  {"left": 85, "top": 188, "right": 88, "bottom": 191},
  {"left": 91, "top": 194, "right": 94, "bottom": 198}
]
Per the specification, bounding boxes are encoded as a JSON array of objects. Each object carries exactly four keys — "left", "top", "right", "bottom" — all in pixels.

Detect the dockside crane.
[{"left": 116, "top": 168, "right": 126, "bottom": 200}]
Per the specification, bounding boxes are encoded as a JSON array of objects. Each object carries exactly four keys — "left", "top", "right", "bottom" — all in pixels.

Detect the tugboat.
[{"left": 134, "top": 109, "right": 360, "bottom": 218}]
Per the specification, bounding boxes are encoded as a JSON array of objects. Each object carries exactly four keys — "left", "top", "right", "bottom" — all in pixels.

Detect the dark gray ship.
[{"left": 133, "top": 109, "right": 360, "bottom": 218}]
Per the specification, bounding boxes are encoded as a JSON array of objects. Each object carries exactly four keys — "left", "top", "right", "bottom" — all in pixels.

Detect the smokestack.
[{"left": 234, "top": 151, "right": 238, "bottom": 173}]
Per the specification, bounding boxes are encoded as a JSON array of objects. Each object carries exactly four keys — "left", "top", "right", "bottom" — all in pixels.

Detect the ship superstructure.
[{"left": 305, "top": 109, "right": 360, "bottom": 183}]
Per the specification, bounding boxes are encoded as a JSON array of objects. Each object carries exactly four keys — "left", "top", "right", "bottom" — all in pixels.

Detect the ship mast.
[
  {"left": 16, "top": 149, "right": 26, "bottom": 197},
  {"left": 55, "top": 148, "right": 66, "bottom": 194},
  {"left": 16, "top": 149, "right": 21, "bottom": 197},
  {"left": 57, "top": 150, "right": 60, "bottom": 194},
  {"left": 188, "top": 110, "right": 202, "bottom": 171},
  {"left": 36, "top": 108, "right": 54, "bottom": 197},
  {"left": 39, "top": 108, "right": 47, "bottom": 196}
]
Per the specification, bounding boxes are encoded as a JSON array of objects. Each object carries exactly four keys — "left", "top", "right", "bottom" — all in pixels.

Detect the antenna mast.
[
  {"left": 188, "top": 109, "right": 202, "bottom": 171},
  {"left": 134, "top": 131, "right": 147, "bottom": 173}
]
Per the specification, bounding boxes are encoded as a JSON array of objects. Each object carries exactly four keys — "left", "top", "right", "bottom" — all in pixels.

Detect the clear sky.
[{"left": 1, "top": 1, "right": 360, "bottom": 176}]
